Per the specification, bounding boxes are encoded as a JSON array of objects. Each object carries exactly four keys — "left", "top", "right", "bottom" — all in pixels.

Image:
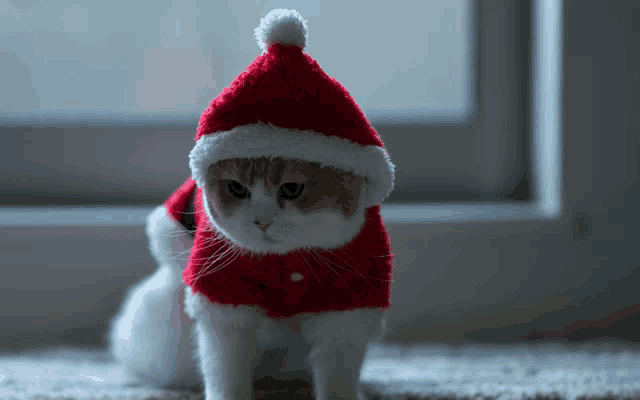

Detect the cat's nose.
[{"left": 254, "top": 220, "right": 273, "bottom": 231}]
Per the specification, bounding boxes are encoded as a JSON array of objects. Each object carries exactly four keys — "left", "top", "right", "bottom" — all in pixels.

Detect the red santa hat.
[{"left": 189, "top": 9, "right": 395, "bottom": 208}]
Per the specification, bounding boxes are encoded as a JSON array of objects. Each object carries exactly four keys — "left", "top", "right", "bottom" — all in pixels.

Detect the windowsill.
[
  {"left": 381, "top": 202, "right": 551, "bottom": 223},
  {"left": 0, "top": 202, "right": 554, "bottom": 227}
]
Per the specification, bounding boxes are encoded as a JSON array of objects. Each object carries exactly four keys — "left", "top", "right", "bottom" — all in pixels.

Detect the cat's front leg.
[
  {"left": 185, "top": 287, "right": 263, "bottom": 400},
  {"left": 300, "top": 309, "right": 386, "bottom": 400}
]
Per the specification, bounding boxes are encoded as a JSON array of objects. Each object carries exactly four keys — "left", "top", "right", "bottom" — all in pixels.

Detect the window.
[
  {"left": 0, "top": 0, "right": 470, "bottom": 116},
  {"left": 0, "top": 1, "right": 557, "bottom": 215}
]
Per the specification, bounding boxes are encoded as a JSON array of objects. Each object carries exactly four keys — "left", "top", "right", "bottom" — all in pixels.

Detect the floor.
[{"left": 1, "top": 339, "right": 640, "bottom": 400}]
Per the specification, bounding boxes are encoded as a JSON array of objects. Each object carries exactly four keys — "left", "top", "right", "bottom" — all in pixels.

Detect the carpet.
[{"left": 1, "top": 339, "right": 640, "bottom": 400}]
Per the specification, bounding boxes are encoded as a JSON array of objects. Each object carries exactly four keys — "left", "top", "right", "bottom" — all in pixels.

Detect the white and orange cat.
[{"left": 109, "top": 157, "right": 389, "bottom": 399}]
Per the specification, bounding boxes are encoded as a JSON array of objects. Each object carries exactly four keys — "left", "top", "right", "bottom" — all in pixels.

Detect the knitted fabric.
[{"left": 196, "top": 43, "right": 382, "bottom": 148}]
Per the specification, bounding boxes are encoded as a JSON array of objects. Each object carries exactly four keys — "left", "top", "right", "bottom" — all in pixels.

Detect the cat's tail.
[{"left": 106, "top": 205, "right": 200, "bottom": 389}]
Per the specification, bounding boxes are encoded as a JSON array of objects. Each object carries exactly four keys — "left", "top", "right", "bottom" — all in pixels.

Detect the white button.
[{"left": 290, "top": 272, "right": 303, "bottom": 282}]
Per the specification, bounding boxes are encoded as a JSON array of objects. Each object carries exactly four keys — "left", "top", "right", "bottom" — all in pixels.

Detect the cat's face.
[{"left": 202, "top": 157, "right": 367, "bottom": 254}]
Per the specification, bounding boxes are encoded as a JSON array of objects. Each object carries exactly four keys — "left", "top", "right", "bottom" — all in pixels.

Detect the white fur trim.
[
  {"left": 189, "top": 122, "right": 395, "bottom": 207},
  {"left": 254, "top": 9, "right": 308, "bottom": 52},
  {"left": 145, "top": 205, "right": 194, "bottom": 269}
]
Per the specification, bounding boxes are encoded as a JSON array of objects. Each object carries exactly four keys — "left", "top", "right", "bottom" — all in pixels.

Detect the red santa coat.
[{"left": 166, "top": 178, "right": 394, "bottom": 319}]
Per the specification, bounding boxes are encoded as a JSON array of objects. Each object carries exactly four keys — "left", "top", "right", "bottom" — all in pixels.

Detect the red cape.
[{"left": 166, "top": 178, "right": 393, "bottom": 319}]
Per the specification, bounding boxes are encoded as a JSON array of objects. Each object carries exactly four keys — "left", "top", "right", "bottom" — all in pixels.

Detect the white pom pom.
[{"left": 254, "top": 9, "right": 307, "bottom": 52}]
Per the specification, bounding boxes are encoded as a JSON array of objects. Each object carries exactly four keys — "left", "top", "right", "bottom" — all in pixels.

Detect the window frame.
[
  {"left": 376, "top": 0, "right": 532, "bottom": 204},
  {"left": 383, "top": 0, "right": 563, "bottom": 223}
]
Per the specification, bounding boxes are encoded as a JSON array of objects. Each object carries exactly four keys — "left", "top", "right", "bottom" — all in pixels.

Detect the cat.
[{"left": 109, "top": 156, "right": 389, "bottom": 399}]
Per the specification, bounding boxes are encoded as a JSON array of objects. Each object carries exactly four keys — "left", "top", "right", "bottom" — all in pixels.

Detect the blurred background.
[{"left": 0, "top": 0, "right": 639, "bottom": 356}]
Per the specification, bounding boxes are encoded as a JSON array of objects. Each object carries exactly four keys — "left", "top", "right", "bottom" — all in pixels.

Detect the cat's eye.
[
  {"left": 227, "top": 180, "right": 250, "bottom": 198},
  {"left": 280, "top": 183, "right": 304, "bottom": 200}
]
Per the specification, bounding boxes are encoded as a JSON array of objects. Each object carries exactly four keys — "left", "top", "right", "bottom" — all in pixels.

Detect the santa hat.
[{"left": 189, "top": 9, "right": 395, "bottom": 207}]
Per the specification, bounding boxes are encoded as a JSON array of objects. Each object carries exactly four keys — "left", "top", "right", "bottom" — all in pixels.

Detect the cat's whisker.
[
  {"left": 167, "top": 246, "right": 196, "bottom": 260},
  {"left": 335, "top": 256, "right": 395, "bottom": 284},
  {"left": 347, "top": 235, "right": 396, "bottom": 260},
  {"left": 194, "top": 247, "right": 243, "bottom": 282},
  {"left": 332, "top": 246, "right": 395, "bottom": 280},
  {"left": 184, "top": 239, "right": 228, "bottom": 263},
  {"left": 212, "top": 246, "right": 238, "bottom": 264},
  {"left": 331, "top": 246, "right": 358, "bottom": 267},
  {"left": 201, "top": 226, "right": 232, "bottom": 244},
  {"left": 315, "top": 248, "right": 379, "bottom": 292},
  {"left": 193, "top": 243, "right": 236, "bottom": 278},
  {"left": 185, "top": 241, "right": 230, "bottom": 267},
  {"left": 199, "top": 235, "right": 227, "bottom": 248},
  {"left": 191, "top": 231, "right": 229, "bottom": 248},
  {"left": 335, "top": 248, "right": 394, "bottom": 282},
  {"left": 155, "top": 227, "right": 197, "bottom": 238},
  {"left": 308, "top": 248, "right": 390, "bottom": 298},
  {"left": 159, "top": 253, "right": 191, "bottom": 262},
  {"left": 296, "top": 250, "right": 328, "bottom": 293},
  {"left": 307, "top": 248, "right": 379, "bottom": 297},
  {"left": 198, "top": 239, "right": 241, "bottom": 273},
  {"left": 307, "top": 248, "right": 345, "bottom": 283},
  {"left": 332, "top": 247, "right": 373, "bottom": 281},
  {"left": 151, "top": 228, "right": 230, "bottom": 264}
]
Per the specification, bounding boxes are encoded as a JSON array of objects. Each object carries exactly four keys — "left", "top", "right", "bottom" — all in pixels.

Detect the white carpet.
[{"left": 1, "top": 339, "right": 640, "bottom": 400}]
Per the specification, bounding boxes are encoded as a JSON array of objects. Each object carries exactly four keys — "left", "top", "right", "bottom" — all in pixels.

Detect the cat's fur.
[{"left": 109, "top": 157, "right": 388, "bottom": 399}]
